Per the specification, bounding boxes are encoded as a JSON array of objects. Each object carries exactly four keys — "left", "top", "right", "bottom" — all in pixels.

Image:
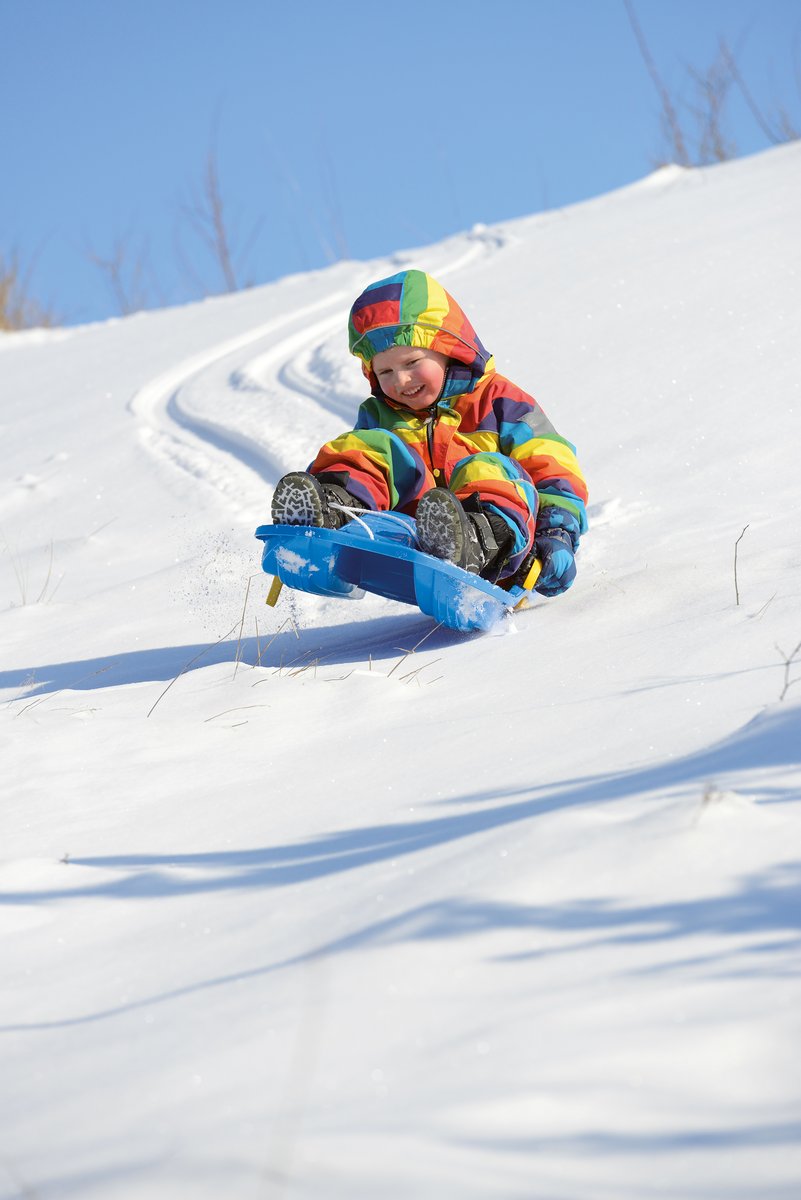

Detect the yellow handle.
[
  {"left": 521, "top": 558, "right": 542, "bottom": 590},
  {"left": 513, "top": 558, "right": 541, "bottom": 611},
  {"left": 265, "top": 576, "right": 284, "bottom": 607}
]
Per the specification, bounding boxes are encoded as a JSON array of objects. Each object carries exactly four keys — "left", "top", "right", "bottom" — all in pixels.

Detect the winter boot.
[
  {"left": 415, "top": 489, "right": 513, "bottom": 577},
  {"left": 271, "top": 472, "right": 360, "bottom": 529}
]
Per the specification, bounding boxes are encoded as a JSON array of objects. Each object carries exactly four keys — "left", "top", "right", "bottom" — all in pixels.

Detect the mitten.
[{"left": 533, "top": 528, "right": 576, "bottom": 596}]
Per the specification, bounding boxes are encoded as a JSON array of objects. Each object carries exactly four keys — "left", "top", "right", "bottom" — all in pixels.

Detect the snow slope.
[{"left": 1, "top": 143, "right": 800, "bottom": 1200}]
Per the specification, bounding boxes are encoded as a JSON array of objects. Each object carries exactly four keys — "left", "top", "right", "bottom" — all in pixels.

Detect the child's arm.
[
  {"left": 492, "top": 383, "right": 588, "bottom": 546},
  {"left": 487, "top": 382, "right": 588, "bottom": 596},
  {"left": 308, "top": 398, "right": 424, "bottom": 512}
]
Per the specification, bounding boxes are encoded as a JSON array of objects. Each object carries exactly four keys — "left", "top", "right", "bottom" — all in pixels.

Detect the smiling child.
[{"left": 271, "top": 269, "right": 588, "bottom": 595}]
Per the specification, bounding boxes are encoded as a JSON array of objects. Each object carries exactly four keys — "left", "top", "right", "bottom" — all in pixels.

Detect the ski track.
[{"left": 128, "top": 231, "right": 509, "bottom": 518}]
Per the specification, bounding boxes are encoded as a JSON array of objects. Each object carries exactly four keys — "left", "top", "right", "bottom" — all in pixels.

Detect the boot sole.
[
  {"left": 271, "top": 473, "right": 326, "bottom": 526},
  {"left": 416, "top": 490, "right": 469, "bottom": 566}
]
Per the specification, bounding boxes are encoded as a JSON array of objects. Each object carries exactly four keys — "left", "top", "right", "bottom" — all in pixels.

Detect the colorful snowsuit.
[{"left": 310, "top": 270, "right": 588, "bottom": 579}]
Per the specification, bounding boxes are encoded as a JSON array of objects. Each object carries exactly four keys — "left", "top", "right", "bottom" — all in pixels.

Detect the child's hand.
[{"left": 533, "top": 529, "right": 576, "bottom": 596}]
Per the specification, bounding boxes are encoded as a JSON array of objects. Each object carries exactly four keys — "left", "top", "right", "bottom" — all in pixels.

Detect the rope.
[{"left": 329, "top": 503, "right": 419, "bottom": 543}]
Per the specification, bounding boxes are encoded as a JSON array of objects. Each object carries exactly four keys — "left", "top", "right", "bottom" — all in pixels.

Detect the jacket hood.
[{"left": 348, "top": 270, "right": 494, "bottom": 401}]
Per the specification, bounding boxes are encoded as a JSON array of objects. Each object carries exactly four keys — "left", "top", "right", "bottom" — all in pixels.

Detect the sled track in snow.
[
  {"left": 128, "top": 230, "right": 510, "bottom": 516},
  {"left": 127, "top": 290, "right": 355, "bottom": 517}
]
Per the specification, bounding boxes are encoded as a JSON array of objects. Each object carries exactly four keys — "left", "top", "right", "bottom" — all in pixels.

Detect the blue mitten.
[{"left": 533, "top": 528, "right": 577, "bottom": 596}]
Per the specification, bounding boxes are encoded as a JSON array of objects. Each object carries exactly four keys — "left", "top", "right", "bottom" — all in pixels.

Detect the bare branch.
[
  {"left": 203, "top": 148, "right": 238, "bottom": 291},
  {"left": 688, "top": 51, "right": 737, "bottom": 163},
  {"left": 180, "top": 141, "right": 263, "bottom": 295},
  {"left": 776, "top": 107, "right": 800, "bottom": 141},
  {"left": 85, "top": 230, "right": 155, "bottom": 315},
  {"left": 719, "top": 38, "right": 786, "bottom": 145},
  {"left": 623, "top": 0, "right": 691, "bottom": 166}
]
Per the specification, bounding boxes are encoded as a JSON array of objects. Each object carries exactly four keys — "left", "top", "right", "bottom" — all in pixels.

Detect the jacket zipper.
[{"left": 424, "top": 412, "right": 446, "bottom": 486}]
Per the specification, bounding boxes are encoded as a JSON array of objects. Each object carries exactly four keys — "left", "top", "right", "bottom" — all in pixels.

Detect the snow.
[{"left": 2, "top": 143, "right": 801, "bottom": 1199}]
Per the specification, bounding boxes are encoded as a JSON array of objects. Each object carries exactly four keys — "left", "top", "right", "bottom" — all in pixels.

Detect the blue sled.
[{"left": 255, "top": 511, "right": 529, "bottom": 634}]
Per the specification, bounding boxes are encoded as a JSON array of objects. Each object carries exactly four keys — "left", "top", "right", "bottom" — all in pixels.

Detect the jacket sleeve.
[
  {"left": 308, "top": 397, "right": 427, "bottom": 511},
  {"left": 492, "top": 385, "right": 588, "bottom": 546}
]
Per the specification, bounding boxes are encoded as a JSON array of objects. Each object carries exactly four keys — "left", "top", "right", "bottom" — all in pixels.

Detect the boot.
[
  {"left": 415, "top": 489, "right": 513, "bottom": 577},
  {"left": 271, "top": 472, "right": 360, "bottom": 529}
]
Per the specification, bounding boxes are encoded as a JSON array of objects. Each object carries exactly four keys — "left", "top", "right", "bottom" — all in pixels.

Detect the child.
[{"left": 271, "top": 269, "right": 588, "bottom": 596}]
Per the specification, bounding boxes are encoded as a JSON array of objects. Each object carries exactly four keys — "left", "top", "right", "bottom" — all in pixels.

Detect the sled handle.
[
  {"left": 520, "top": 558, "right": 542, "bottom": 591},
  {"left": 513, "top": 558, "right": 541, "bottom": 611},
  {"left": 265, "top": 576, "right": 284, "bottom": 607}
]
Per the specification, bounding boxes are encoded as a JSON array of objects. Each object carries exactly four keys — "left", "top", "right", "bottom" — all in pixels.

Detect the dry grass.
[{"left": 0, "top": 249, "right": 59, "bottom": 331}]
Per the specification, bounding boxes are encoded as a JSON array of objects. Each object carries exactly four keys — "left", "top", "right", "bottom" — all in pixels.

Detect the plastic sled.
[{"left": 254, "top": 511, "right": 533, "bottom": 634}]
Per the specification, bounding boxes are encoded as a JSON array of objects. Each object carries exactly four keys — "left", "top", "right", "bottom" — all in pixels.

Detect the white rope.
[
  {"left": 329, "top": 503, "right": 418, "bottom": 542},
  {"left": 329, "top": 503, "right": 375, "bottom": 540}
]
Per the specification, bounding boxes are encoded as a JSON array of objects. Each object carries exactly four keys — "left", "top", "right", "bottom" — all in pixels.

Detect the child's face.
[{"left": 371, "top": 345, "right": 449, "bottom": 411}]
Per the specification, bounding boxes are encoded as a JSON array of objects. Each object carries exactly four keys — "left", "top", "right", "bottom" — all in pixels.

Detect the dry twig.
[
  {"left": 734, "top": 524, "right": 749, "bottom": 606},
  {"left": 147, "top": 621, "right": 239, "bottom": 718}
]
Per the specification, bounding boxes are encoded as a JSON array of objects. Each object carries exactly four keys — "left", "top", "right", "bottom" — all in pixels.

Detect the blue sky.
[{"left": 3, "top": 0, "right": 800, "bottom": 324}]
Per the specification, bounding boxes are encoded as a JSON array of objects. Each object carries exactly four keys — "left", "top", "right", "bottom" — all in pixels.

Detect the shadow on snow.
[
  {"left": 0, "top": 702, "right": 798, "bottom": 902},
  {"left": 2, "top": 862, "right": 799, "bottom": 1034},
  {"left": 1, "top": 704, "right": 798, "bottom": 1034},
  {"left": 1, "top": 613, "right": 469, "bottom": 700}
]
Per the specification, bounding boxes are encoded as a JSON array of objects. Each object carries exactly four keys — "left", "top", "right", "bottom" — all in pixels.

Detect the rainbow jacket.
[{"left": 310, "top": 270, "right": 588, "bottom": 574}]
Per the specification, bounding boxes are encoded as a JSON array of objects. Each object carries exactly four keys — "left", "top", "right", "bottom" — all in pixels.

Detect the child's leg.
[
  {"left": 310, "top": 429, "right": 428, "bottom": 512},
  {"left": 448, "top": 452, "right": 537, "bottom": 576}
]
